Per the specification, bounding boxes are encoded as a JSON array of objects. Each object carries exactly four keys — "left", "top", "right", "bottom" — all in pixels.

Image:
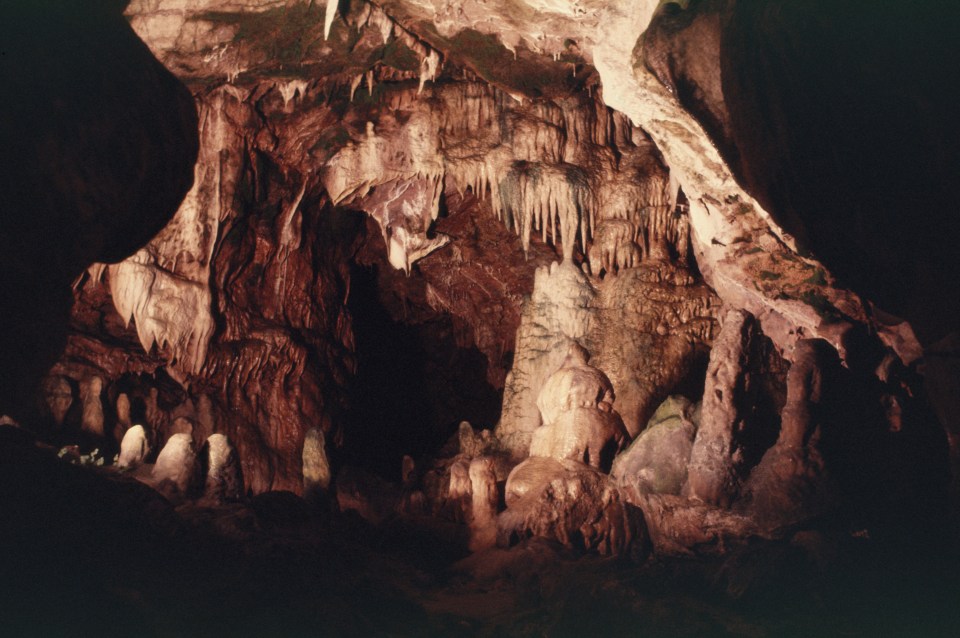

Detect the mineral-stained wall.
[
  {"left": 29, "top": 0, "right": 953, "bottom": 551},
  {"left": 45, "top": 0, "right": 717, "bottom": 493}
]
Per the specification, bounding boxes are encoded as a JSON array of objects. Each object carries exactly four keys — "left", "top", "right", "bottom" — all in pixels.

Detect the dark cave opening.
[{"left": 341, "top": 239, "right": 503, "bottom": 480}]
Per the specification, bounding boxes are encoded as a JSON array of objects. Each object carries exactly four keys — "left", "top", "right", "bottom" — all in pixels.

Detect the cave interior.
[{"left": 2, "top": 0, "right": 959, "bottom": 635}]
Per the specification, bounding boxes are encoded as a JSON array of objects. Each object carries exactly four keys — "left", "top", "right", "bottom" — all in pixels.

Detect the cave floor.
[{"left": 2, "top": 428, "right": 958, "bottom": 637}]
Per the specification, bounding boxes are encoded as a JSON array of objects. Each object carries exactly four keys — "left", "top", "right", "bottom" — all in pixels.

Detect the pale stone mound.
[
  {"left": 530, "top": 406, "right": 628, "bottom": 471},
  {"left": 499, "top": 457, "right": 643, "bottom": 557},
  {"left": 152, "top": 432, "right": 199, "bottom": 496},
  {"left": 302, "top": 427, "right": 332, "bottom": 499},
  {"left": 611, "top": 395, "right": 698, "bottom": 497},
  {"left": 203, "top": 433, "right": 243, "bottom": 502},
  {"left": 117, "top": 425, "right": 150, "bottom": 469},
  {"left": 535, "top": 344, "right": 614, "bottom": 426},
  {"left": 529, "top": 344, "right": 629, "bottom": 471}
]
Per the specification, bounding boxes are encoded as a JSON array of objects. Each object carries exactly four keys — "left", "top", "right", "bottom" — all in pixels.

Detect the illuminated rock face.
[
  {"left": 117, "top": 425, "right": 151, "bottom": 469},
  {"left": 29, "top": 0, "right": 949, "bottom": 548},
  {"left": 53, "top": 0, "right": 704, "bottom": 494},
  {"left": 152, "top": 433, "right": 200, "bottom": 497},
  {"left": 529, "top": 344, "right": 628, "bottom": 472}
]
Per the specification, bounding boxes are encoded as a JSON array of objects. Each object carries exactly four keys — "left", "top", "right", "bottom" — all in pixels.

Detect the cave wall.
[
  {"left": 9, "top": 0, "right": 951, "bottom": 542},
  {"left": 44, "top": 1, "right": 713, "bottom": 493}
]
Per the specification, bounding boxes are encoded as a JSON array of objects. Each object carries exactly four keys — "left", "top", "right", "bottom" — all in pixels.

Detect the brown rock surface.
[{"left": 500, "top": 456, "right": 643, "bottom": 557}]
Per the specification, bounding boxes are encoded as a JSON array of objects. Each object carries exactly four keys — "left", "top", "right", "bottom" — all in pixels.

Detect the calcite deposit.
[
  {"left": 4, "top": 1, "right": 958, "bottom": 635},
  {"left": 8, "top": 0, "right": 951, "bottom": 570}
]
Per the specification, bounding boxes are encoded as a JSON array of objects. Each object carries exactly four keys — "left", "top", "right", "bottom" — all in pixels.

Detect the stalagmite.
[
  {"left": 145, "top": 387, "right": 161, "bottom": 431},
  {"left": 115, "top": 393, "right": 132, "bottom": 430},
  {"left": 117, "top": 425, "right": 150, "bottom": 469},
  {"left": 80, "top": 376, "right": 104, "bottom": 438},
  {"left": 498, "top": 262, "right": 598, "bottom": 456},
  {"left": 742, "top": 340, "right": 837, "bottom": 526},
  {"left": 447, "top": 458, "right": 473, "bottom": 501},
  {"left": 302, "top": 427, "right": 332, "bottom": 498},
  {"left": 203, "top": 433, "right": 244, "bottom": 502},
  {"left": 469, "top": 457, "right": 499, "bottom": 551},
  {"left": 42, "top": 375, "right": 73, "bottom": 427},
  {"left": 152, "top": 432, "right": 199, "bottom": 496},
  {"left": 684, "top": 309, "right": 757, "bottom": 507},
  {"left": 529, "top": 343, "right": 629, "bottom": 472}
]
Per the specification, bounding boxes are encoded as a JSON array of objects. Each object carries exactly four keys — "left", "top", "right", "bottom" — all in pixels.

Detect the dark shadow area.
[
  {"left": 342, "top": 255, "right": 502, "bottom": 480},
  {"left": 3, "top": 424, "right": 960, "bottom": 637},
  {"left": 721, "top": 0, "right": 960, "bottom": 344},
  {"left": 0, "top": 0, "right": 198, "bottom": 418}
]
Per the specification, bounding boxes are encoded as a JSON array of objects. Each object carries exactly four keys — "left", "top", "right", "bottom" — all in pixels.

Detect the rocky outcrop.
[
  {"left": 684, "top": 309, "right": 759, "bottom": 506},
  {"left": 612, "top": 395, "right": 699, "bottom": 498},
  {"left": 500, "top": 456, "right": 643, "bottom": 556},
  {"left": 740, "top": 340, "right": 837, "bottom": 527}
]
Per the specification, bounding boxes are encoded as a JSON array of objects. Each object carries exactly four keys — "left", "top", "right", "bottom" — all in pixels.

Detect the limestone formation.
[
  {"left": 115, "top": 393, "right": 132, "bottom": 430},
  {"left": 498, "top": 263, "right": 598, "bottom": 456},
  {"left": 446, "top": 457, "right": 473, "bottom": 522},
  {"left": 117, "top": 425, "right": 150, "bottom": 470},
  {"left": 500, "top": 457, "right": 641, "bottom": 557},
  {"left": 302, "top": 428, "right": 332, "bottom": 498},
  {"left": 79, "top": 376, "right": 105, "bottom": 438},
  {"left": 457, "top": 422, "right": 494, "bottom": 458},
  {"left": 611, "top": 396, "right": 698, "bottom": 498},
  {"left": 633, "top": 493, "right": 760, "bottom": 557},
  {"left": 741, "top": 340, "right": 837, "bottom": 526},
  {"left": 468, "top": 457, "right": 498, "bottom": 550},
  {"left": 41, "top": 376, "right": 73, "bottom": 427},
  {"left": 152, "top": 432, "right": 199, "bottom": 496},
  {"left": 203, "top": 433, "right": 244, "bottom": 502},
  {"left": 684, "top": 309, "right": 758, "bottom": 506},
  {"left": 590, "top": 263, "right": 718, "bottom": 436},
  {"left": 170, "top": 416, "right": 194, "bottom": 438},
  {"left": 529, "top": 345, "right": 628, "bottom": 471},
  {"left": 33, "top": 0, "right": 942, "bottom": 535}
]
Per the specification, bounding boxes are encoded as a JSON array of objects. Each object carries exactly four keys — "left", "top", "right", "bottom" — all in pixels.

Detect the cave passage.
[{"left": 341, "top": 240, "right": 503, "bottom": 479}]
